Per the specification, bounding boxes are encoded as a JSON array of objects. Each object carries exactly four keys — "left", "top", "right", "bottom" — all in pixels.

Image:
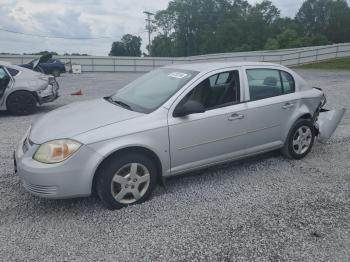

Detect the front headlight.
[{"left": 33, "top": 139, "right": 82, "bottom": 164}]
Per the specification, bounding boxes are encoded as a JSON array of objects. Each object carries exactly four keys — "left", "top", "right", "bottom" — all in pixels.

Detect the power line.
[
  {"left": 0, "top": 27, "right": 112, "bottom": 40},
  {"left": 0, "top": 27, "right": 149, "bottom": 43}
]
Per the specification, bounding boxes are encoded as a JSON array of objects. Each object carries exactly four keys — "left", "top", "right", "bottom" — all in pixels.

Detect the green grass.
[{"left": 295, "top": 57, "right": 350, "bottom": 70}]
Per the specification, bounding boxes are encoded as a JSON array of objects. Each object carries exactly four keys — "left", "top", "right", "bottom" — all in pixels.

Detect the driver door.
[{"left": 168, "top": 68, "right": 249, "bottom": 175}]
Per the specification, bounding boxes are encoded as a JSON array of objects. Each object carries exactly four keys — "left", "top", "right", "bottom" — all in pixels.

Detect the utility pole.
[{"left": 143, "top": 11, "right": 154, "bottom": 55}]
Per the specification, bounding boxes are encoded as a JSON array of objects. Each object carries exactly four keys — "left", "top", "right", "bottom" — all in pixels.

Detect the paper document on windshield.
[{"left": 168, "top": 72, "right": 189, "bottom": 79}]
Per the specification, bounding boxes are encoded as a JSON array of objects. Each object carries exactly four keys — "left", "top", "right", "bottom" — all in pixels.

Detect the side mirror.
[{"left": 173, "top": 100, "right": 205, "bottom": 117}]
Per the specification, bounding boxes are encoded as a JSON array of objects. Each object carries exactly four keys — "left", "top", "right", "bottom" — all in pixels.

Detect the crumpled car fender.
[{"left": 316, "top": 108, "right": 346, "bottom": 143}]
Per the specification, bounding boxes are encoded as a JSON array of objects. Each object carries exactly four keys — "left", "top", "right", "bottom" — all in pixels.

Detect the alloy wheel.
[
  {"left": 292, "top": 125, "right": 312, "bottom": 155},
  {"left": 110, "top": 163, "right": 150, "bottom": 205}
]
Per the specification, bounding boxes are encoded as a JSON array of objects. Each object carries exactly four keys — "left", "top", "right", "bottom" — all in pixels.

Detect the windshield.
[{"left": 110, "top": 68, "right": 198, "bottom": 113}]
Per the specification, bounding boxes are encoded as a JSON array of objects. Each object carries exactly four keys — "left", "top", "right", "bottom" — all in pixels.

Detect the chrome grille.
[{"left": 23, "top": 182, "right": 57, "bottom": 195}]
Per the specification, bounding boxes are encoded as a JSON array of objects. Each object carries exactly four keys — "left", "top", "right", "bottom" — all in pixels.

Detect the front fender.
[
  {"left": 282, "top": 102, "right": 315, "bottom": 142},
  {"left": 85, "top": 127, "right": 171, "bottom": 178}
]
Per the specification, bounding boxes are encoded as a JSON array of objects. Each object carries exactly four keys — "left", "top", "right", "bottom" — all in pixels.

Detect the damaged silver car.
[
  {"left": 0, "top": 61, "right": 59, "bottom": 115},
  {"left": 14, "top": 62, "right": 345, "bottom": 209}
]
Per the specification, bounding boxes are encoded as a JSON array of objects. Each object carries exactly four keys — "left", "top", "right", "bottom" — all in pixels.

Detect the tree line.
[{"left": 109, "top": 0, "right": 350, "bottom": 57}]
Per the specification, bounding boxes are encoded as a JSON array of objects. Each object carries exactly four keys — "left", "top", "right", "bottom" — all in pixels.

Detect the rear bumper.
[
  {"left": 316, "top": 108, "right": 346, "bottom": 143},
  {"left": 36, "top": 81, "right": 59, "bottom": 104}
]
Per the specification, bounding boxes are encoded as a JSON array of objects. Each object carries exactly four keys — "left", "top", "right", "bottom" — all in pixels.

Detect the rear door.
[{"left": 242, "top": 67, "right": 299, "bottom": 149}]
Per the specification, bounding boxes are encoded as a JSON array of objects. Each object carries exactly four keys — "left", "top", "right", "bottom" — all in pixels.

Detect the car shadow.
[
  {"left": 34, "top": 103, "right": 65, "bottom": 113},
  {"left": 0, "top": 110, "right": 12, "bottom": 117},
  {"left": 26, "top": 195, "right": 104, "bottom": 213},
  {"left": 18, "top": 150, "right": 282, "bottom": 214},
  {"left": 0, "top": 104, "right": 65, "bottom": 118},
  {"left": 164, "top": 150, "right": 281, "bottom": 184}
]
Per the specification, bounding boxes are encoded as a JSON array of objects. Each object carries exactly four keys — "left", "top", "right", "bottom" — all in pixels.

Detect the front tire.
[
  {"left": 6, "top": 91, "right": 37, "bottom": 116},
  {"left": 96, "top": 153, "right": 157, "bottom": 210},
  {"left": 282, "top": 119, "right": 315, "bottom": 159}
]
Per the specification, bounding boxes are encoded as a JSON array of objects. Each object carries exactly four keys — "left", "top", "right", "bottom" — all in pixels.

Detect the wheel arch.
[
  {"left": 282, "top": 104, "right": 314, "bottom": 143},
  {"left": 299, "top": 112, "right": 312, "bottom": 119},
  {"left": 286, "top": 112, "right": 314, "bottom": 141},
  {"left": 281, "top": 117, "right": 315, "bottom": 159},
  {"left": 5, "top": 90, "right": 38, "bottom": 108},
  {"left": 91, "top": 146, "right": 164, "bottom": 195},
  {"left": 30, "top": 91, "right": 40, "bottom": 103}
]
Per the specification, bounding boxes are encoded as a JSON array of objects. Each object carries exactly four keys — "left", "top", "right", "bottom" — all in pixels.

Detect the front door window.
[{"left": 177, "top": 70, "right": 240, "bottom": 110}]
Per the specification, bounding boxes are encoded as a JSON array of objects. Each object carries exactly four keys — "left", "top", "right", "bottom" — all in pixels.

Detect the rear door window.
[
  {"left": 280, "top": 71, "right": 295, "bottom": 94},
  {"left": 247, "top": 69, "right": 295, "bottom": 101}
]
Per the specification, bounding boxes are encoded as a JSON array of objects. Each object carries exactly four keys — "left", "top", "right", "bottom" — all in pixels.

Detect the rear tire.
[
  {"left": 96, "top": 153, "right": 157, "bottom": 210},
  {"left": 282, "top": 119, "right": 315, "bottom": 160},
  {"left": 6, "top": 91, "right": 37, "bottom": 116}
]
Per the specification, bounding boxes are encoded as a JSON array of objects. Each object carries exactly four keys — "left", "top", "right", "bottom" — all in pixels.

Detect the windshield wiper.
[{"left": 106, "top": 97, "right": 132, "bottom": 110}]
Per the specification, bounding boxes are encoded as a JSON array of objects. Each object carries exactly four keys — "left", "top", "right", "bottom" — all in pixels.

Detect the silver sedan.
[{"left": 14, "top": 62, "right": 345, "bottom": 209}]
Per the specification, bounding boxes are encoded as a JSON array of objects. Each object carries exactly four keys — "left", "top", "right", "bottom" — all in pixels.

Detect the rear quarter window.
[
  {"left": 280, "top": 71, "right": 295, "bottom": 94},
  {"left": 6, "top": 67, "right": 20, "bottom": 77}
]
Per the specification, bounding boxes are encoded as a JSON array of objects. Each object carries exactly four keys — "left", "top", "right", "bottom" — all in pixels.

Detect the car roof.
[
  {"left": 0, "top": 60, "right": 44, "bottom": 77},
  {"left": 0, "top": 60, "right": 25, "bottom": 71},
  {"left": 164, "top": 61, "right": 284, "bottom": 72}
]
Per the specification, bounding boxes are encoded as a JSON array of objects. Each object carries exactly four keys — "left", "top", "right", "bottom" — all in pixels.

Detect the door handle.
[
  {"left": 228, "top": 113, "right": 244, "bottom": 121},
  {"left": 282, "top": 102, "right": 294, "bottom": 109}
]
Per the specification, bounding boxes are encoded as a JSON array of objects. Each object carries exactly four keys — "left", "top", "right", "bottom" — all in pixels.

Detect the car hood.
[{"left": 29, "top": 98, "right": 143, "bottom": 144}]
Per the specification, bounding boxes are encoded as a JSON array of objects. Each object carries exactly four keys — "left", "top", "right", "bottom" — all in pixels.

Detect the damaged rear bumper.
[
  {"left": 36, "top": 80, "right": 59, "bottom": 104},
  {"left": 315, "top": 108, "right": 346, "bottom": 143}
]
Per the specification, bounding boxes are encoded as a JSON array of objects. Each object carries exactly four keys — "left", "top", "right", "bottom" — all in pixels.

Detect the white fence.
[{"left": 1, "top": 43, "right": 349, "bottom": 72}]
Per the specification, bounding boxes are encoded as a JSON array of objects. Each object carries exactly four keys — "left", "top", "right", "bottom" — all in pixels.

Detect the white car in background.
[{"left": 0, "top": 61, "right": 59, "bottom": 115}]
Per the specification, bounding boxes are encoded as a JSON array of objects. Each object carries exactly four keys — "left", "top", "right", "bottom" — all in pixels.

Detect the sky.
[{"left": 0, "top": 0, "right": 346, "bottom": 56}]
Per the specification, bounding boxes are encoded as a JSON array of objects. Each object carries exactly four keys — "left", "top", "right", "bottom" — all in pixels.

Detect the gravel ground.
[{"left": 0, "top": 70, "right": 349, "bottom": 261}]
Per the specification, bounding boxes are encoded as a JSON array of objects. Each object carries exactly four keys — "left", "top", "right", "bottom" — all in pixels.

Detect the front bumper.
[
  {"left": 14, "top": 133, "right": 103, "bottom": 199},
  {"left": 36, "top": 80, "right": 59, "bottom": 105}
]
